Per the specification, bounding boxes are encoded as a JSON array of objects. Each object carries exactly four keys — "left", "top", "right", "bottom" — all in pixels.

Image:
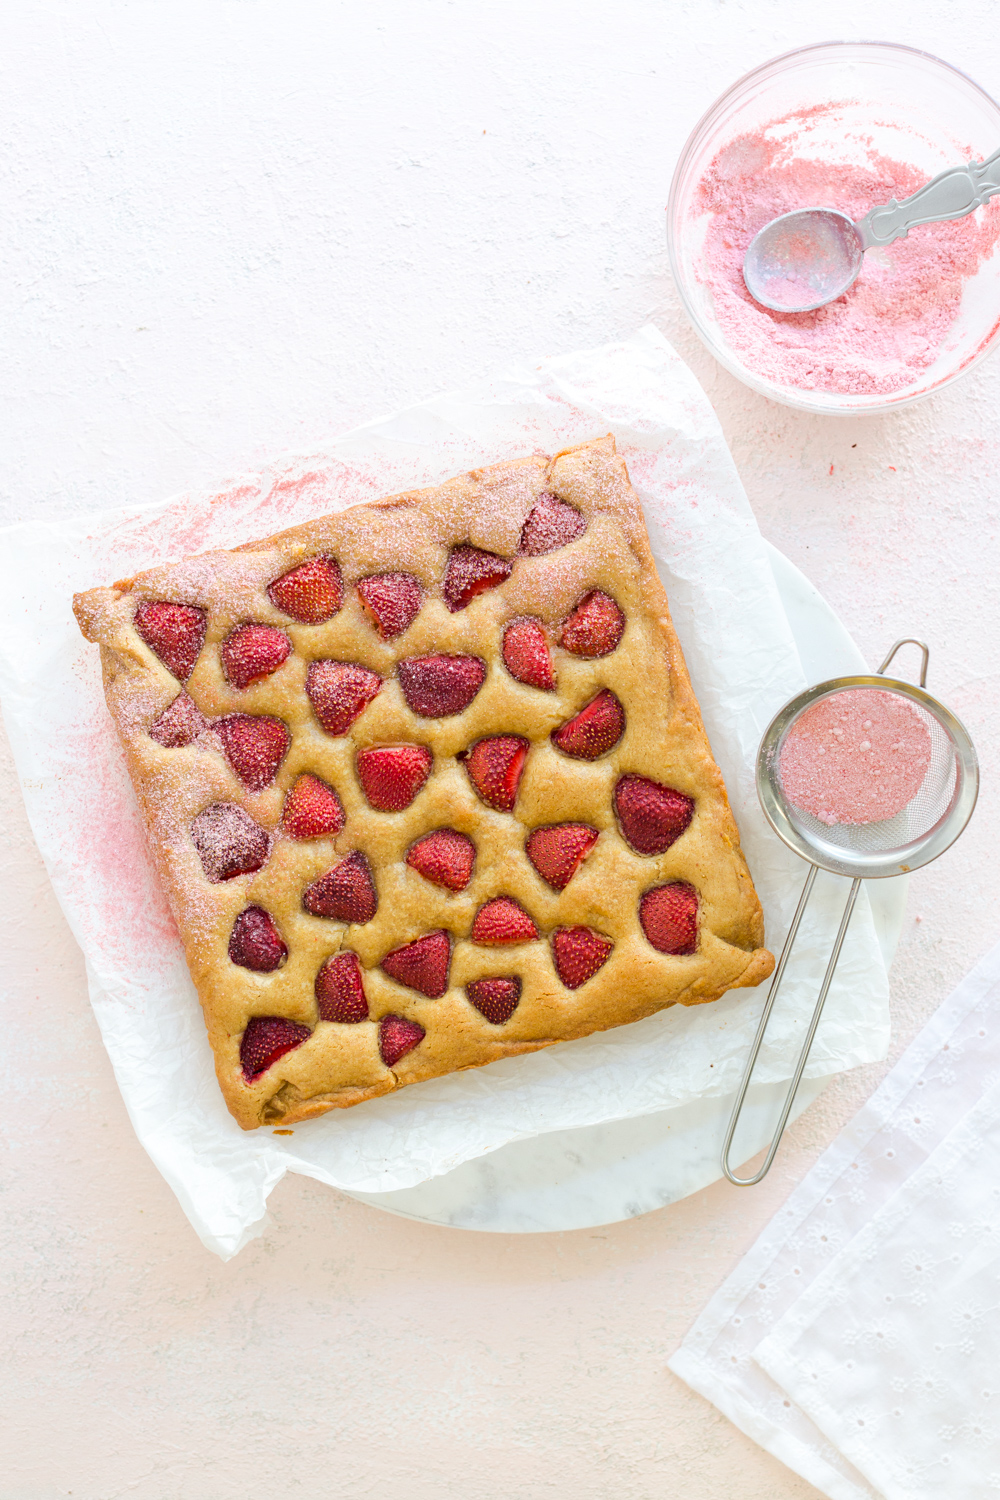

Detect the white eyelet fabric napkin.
[
  {"left": 670, "top": 937, "right": 1000, "bottom": 1500},
  {"left": 0, "top": 325, "right": 889, "bottom": 1257}
]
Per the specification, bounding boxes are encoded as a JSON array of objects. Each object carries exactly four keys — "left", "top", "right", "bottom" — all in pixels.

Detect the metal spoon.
[{"left": 743, "top": 146, "right": 1000, "bottom": 313}]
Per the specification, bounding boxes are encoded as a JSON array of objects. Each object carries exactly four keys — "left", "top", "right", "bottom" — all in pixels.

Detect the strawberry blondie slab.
[{"left": 73, "top": 435, "right": 773, "bottom": 1130}]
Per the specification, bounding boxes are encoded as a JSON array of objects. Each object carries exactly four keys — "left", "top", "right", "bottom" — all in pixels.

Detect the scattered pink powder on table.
[
  {"left": 779, "top": 689, "right": 932, "bottom": 826},
  {"left": 696, "top": 105, "right": 1000, "bottom": 395}
]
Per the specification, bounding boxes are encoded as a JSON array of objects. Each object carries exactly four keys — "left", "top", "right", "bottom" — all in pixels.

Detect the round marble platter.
[{"left": 346, "top": 544, "right": 907, "bottom": 1232}]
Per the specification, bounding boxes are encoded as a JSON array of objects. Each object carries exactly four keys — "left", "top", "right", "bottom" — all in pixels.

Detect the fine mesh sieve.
[{"left": 722, "top": 640, "right": 978, "bottom": 1185}]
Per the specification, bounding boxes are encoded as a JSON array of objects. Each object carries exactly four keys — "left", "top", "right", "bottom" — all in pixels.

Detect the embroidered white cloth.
[{"left": 670, "top": 938, "right": 1000, "bottom": 1500}]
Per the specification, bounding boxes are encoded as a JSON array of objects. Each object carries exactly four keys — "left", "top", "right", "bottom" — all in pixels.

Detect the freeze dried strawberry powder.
[
  {"left": 778, "top": 688, "right": 932, "bottom": 827},
  {"left": 696, "top": 105, "right": 1000, "bottom": 396}
]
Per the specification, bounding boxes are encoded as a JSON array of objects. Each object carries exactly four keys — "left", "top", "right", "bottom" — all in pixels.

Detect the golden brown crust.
[{"left": 73, "top": 436, "right": 773, "bottom": 1129}]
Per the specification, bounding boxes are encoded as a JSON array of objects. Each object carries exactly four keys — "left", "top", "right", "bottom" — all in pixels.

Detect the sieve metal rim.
[{"left": 756, "top": 674, "right": 979, "bottom": 879}]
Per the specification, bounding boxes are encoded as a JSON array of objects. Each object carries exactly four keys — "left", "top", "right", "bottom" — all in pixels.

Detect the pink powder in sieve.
[
  {"left": 778, "top": 688, "right": 932, "bottom": 826},
  {"left": 696, "top": 105, "right": 1000, "bottom": 395}
]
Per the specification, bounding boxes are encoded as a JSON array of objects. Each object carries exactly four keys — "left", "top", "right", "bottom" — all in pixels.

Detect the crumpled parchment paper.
[{"left": 0, "top": 326, "right": 888, "bottom": 1257}]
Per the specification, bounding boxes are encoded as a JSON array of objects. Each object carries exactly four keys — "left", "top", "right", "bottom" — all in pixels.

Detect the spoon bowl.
[
  {"left": 743, "top": 208, "right": 864, "bottom": 312},
  {"left": 667, "top": 42, "right": 1000, "bottom": 412},
  {"left": 743, "top": 149, "right": 1000, "bottom": 314}
]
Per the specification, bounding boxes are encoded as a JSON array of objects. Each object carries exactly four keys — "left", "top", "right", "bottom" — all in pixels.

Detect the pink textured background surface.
[{"left": 2, "top": 4, "right": 998, "bottom": 1497}]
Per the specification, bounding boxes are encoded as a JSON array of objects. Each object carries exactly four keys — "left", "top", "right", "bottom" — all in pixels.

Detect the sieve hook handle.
[
  {"left": 721, "top": 870, "right": 862, "bottom": 1186},
  {"left": 877, "top": 638, "right": 929, "bottom": 686}
]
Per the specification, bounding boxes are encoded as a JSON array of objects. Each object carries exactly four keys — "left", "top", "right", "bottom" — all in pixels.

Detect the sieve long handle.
[{"left": 721, "top": 871, "right": 863, "bottom": 1186}]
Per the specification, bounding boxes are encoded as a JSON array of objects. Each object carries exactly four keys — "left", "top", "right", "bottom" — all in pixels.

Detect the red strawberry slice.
[
  {"left": 559, "top": 590, "right": 625, "bottom": 658},
  {"left": 551, "top": 927, "right": 614, "bottom": 989},
  {"left": 216, "top": 714, "right": 290, "bottom": 791},
  {"left": 281, "top": 773, "right": 345, "bottom": 839},
  {"left": 397, "top": 654, "right": 486, "bottom": 718},
  {"left": 466, "top": 977, "right": 522, "bottom": 1024},
  {"left": 379, "top": 1014, "right": 426, "bottom": 1067},
  {"left": 525, "top": 823, "right": 599, "bottom": 891},
  {"left": 356, "top": 744, "right": 432, "bottom": 811},
  {"left": 613, "top": 774, "right": 694, "bottom": 855},
  {"left": 442, "top": 545, "right": 512, "bottom": 612},
  {"left": 471, "top": 896, "right": 538, "bottom": 945},
  {"left": 357, "top": 572, "right": 423, "bottom": 639},
  {"left": 229, "top": 907, "right": 288, "bottom": 972},
  {"left": 315, "top": 951, "right": 369, "bottom": 1023},
  {"left": 551, "top": 689, "right": 625, "bottom": 761},
  {"left": 221, "top": 623, "right": 292, "bottom": 689},
  {"left": 307, "top": 660, "right": 382, "bottom": 736},
  {"left": 639, "top": 882, "right": 699, "bottom": 955},
  {"left": 502, "top": 619, "right": 555, "bottom": 690},
  {"left": 149, "top": 692, "right": 206, "bottom": 748},
  {"left": 303, "top": 851, "right": 378, "bottom": 923},
  {"left": 405, "top": 829, "right": 476, "bottom": 892},
  {"left": 381, "top": 929, "right": 451, "bottom": 997},
  {"left": 518, "top": 493, "right": 586, "bottom": 556},
  {"left": 191, "top": 802, "right": 270, "bottom": 882},
  {"left": 461, "top": 735, "right": 529, "bottom": 812},
  {"left": 267, "top": 556, "right": 343, "bottom": 623},
  {"left": 240, "top": 1015, "right": 311, "bottom": 1081},
  {"left": 134, "top": 600, "right": 206, "bottom": 681}
]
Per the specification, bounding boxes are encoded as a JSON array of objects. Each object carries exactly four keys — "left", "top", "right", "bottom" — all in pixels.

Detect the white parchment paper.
[{"left": 0, "top": 327, "right": 889, "bottom": 1257}]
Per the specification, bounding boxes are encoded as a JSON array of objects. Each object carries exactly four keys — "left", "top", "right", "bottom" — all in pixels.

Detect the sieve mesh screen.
[{"left": 774, "top": 687, "right": 960, "bottom": 858}]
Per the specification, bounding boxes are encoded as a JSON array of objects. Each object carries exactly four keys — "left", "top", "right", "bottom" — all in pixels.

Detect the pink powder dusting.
[
  {"left": 779, "top": 689, "right": 932, "bottom": 826},
  {"left": 697, "top": 106, "right": 1000, "bottom": 394}
]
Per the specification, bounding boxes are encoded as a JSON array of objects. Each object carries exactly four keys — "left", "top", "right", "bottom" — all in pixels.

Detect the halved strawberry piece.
[
  {"left": 461, "top": 735, "right": 529, "bottom": 812},
  {"left": 471, "top": 896, "right": 539, "bottom": 945},
  {"left": 191, "top": 803, "right": 270, "bottom": 882},
  {"left": 613, "top": 774, "right": 694, "bottom": 855},
  {"left": 559, "top": 591, "right": 625, "bottom": 658},
  {"left": 134, "top": 600, "right": 206, "bottom": 681},
  {"left": 149, "top": 693, "right": 206, "bottom": 748},
  {"left": 502, "top": 619, "right": 555, "bottom": 690},
  {"left": 229, "top": 907, "right": 288, "bottom": 972},
  {"left": 639, "top": 882, "right": 699, "bottom": 955},
  {"left": 442, "top": 545, "right": 512, "bottom": 611},
  {"left": 356, "top": 744, "right": 432, "bottom": 811},
  {"left": 221, "top": 623, "right": 292, "bottom": 689},
  {"left": 216, "top": 714, "right": 291, "bottom": 791},
  {"left": 379, "top": 1014, "right": 426, "bottom": 1067},
  {"left": 267, "top": 556, "right": 342, "bottom": 623},
  {"left": 240, "top": 1015, "right": 311, "bottom": 1080},
  {"left": 405, "top": 829, "right": 476, "bottom": 892},
  {"left": 307, "top": 660, "right": 382, "bottom": 736},
  {"left": 357, "top": 572, "right": 422, "bottom": 639},
  {"left": 381, "top": 929, "right": 451, "bottom": 998},
  {"left": 303, "top": 851, "right": 378, "bottom": 923},
  {"left": 518, "top": 494, "right": 586, "bottom": 556},
  {"left": 397, "top": 654, "right": 486, "bottom": 718},
  {"left": 525, "top": 823, "right": 599, "bottom": 891},
  {"left": 551, "top": 927, "right": 614, "bottom": 989},
  {"left": 281, "top": 774, "right": 345, "bottom": 839},
  {"left": 315, "top": 951, "right": 369, "bottom": 1023},
  {"left": 466, "top": 977, "right": 521, "bottom": 1024},
  {"left": 551, "top": 690, "right": 625, "bottom": 761}
]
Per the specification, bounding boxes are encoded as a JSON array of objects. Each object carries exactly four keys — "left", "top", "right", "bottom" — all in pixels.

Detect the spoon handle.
[{"left": 857, "top": 145, "right": 1000, "bottom": 249}]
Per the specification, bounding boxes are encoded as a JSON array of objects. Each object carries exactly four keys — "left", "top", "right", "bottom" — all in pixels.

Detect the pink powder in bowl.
[
  {"left": 778, "top": 688, "right": 932, "bottom": 827},
  {"left": 696, "top": 106, "right": 1000, "bottom": 396}
]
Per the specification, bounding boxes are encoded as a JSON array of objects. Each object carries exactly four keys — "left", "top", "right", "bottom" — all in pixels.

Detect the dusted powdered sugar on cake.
[
  {"left": 73, "top": 436, "right": 774, "bottom": 1130},
  {"left": 779, "top": 688, "right": 932, "bottom": 826}
]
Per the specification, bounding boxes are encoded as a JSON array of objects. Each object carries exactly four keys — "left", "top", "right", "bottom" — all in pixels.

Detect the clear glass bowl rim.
[{"left": 666, "top": 39, "right": 1000, "bottom": 415}]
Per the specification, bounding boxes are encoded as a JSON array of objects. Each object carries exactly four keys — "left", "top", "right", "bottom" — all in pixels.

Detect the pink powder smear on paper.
[
  {"left": 696, "top": 105, "right": 1000, "bottom": 395},
  {"left": 779, "top": 688, "right": 932, "bottom": 826}
]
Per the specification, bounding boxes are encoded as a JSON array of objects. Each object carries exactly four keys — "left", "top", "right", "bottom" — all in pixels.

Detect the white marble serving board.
[{"left": 345, "top": 543, "right": 908, "bottom": 1232}]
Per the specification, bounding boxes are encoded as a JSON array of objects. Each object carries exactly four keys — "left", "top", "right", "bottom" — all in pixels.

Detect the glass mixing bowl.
[{"left": 667, "top": 42, "right": 1000, "bottom": 414}]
